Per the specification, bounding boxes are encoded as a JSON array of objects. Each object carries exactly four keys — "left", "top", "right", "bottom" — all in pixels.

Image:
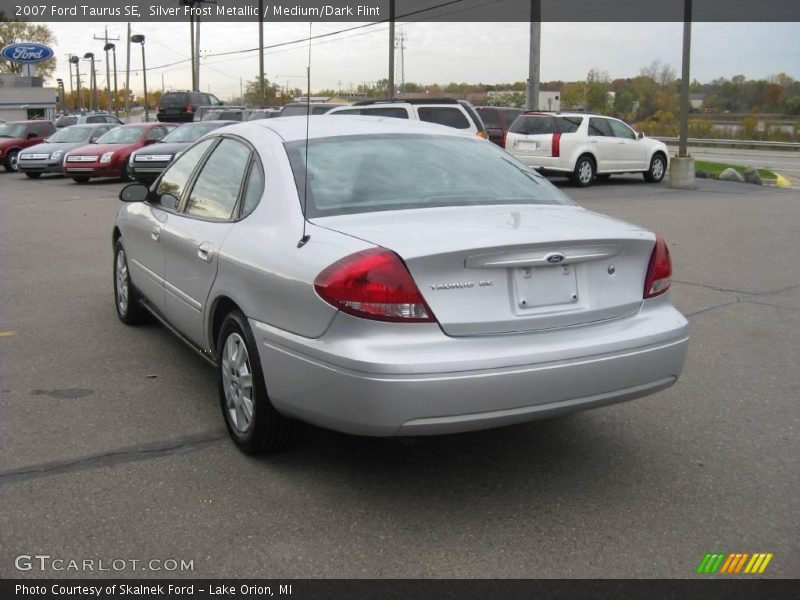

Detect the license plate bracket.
[{"left": 514, "top": 265, "right": 578, "bottom": 309}]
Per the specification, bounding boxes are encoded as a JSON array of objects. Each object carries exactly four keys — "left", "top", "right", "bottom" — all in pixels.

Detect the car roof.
[
  {"left": 7, "top": 120, "right": 52, "bottom": 125},
  {"left": 220, "top": 115, "right": 475, "bottom": 143}
]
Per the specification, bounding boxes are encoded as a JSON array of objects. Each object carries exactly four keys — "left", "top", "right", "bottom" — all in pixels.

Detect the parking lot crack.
[
  {"left": 0, "top": 431, "right": 227, "bottom": 486},
  {"left": 674, "top": 279, "right": 800, "bottom": 297}
]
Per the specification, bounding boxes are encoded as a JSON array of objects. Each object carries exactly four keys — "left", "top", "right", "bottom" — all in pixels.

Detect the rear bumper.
[
  {"left": 513, "top": 154, "right": 573, "bottom": 172},
  {"left": 251, "top": 298, "right": 689, "bottom": 436}
]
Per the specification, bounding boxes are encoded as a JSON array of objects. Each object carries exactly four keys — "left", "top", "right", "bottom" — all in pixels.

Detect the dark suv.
[
  {"left": 475, "top": 106, "right": 523, "bottom": 147},
  {"left": 157, "top": 91, "right": 224, "bottom": 123}
]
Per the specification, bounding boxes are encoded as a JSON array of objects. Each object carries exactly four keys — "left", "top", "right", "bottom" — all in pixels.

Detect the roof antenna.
[{"left": 297, "top": 22, "right": 312, "bottom": 249}]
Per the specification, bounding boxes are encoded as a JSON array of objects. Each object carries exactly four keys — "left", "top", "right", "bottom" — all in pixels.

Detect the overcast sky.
[{"left": 46, "top": 21, "right": 800, "bottom": 98}]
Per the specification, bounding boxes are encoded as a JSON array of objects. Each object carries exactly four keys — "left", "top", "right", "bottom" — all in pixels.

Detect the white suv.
[
  {"left": 327, "top": 99, "right": 488, "bottom": 138},
  {"left": 505, "top": 112, "right": 669, "bottom": 187}
]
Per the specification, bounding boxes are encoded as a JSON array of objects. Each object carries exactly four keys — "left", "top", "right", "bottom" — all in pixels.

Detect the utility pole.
[
  {"left": 94, "top": 26, "right": 119, "bottom": 112},
  {"left": 240, "top": 77, "right": 243, "bottom": 104},
  {"left": 195, "top": 14, "right": 201, "bottom": 91},
  {"left": 66, "top": 55, "right": 75, "bottom": 110},
  {"left": 125, "top": 22, "right": 131, "bottom": 119},
  {"left": 190, "top": 12, "right": 196, "bottom": 90},
  {"left": 670, "top": 0, "right": 696, "bottom": 189},
  {"left": 258, "top": 0, "right": 265, "bottom": 105},
  {"left": 162, "top": 73, "right": 165, "bottom": 93},
  {"left": 388, "top": 0, "right": 395, "bottom": 98},
  {"left": 525, "top": 0, "right": 541, "bottom": 111},
  {"left": 396, "top": 30, "right": 406, "bottom": 96},
  {"left": 70, "top": 56, "right": 81, "bottom": 110}
]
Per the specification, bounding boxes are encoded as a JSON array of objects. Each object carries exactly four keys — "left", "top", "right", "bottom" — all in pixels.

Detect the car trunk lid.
[{"left": 312, "top": 205, "right": 656, "bottom": 336}]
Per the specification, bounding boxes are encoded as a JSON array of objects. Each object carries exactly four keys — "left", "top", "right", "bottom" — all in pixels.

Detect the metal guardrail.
[{"left": 655, "top": 137, "right": 800, "bottom": 150}]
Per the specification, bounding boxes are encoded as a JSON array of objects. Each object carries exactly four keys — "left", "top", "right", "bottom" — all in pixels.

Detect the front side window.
[
  {"left": 154, "top": 138, "right": 216, "bottom": 210},
  {"left": 286, "top": 134, "right": 571, "bottom": 218},
  {"left": 0, "top": 123, "right": 30, "bottom": 138},
  {"left": 185, "top": 138, "right": 251, "bottom": 220},
  {"left": 608, "top": 119, "right": 637, "bottom": 139},
  {"left": 417, "top": 107, "right": 470, "bottom": 129},
  {"left": 146, "top": 127, "right": 168, "bottom": 141}
]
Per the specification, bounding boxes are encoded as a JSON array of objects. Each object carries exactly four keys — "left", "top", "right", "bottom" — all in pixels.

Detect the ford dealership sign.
[{"left": 1, "top": 43, "right": 55, "bottom": 64}]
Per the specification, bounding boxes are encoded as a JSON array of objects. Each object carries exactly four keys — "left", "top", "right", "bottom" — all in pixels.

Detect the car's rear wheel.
[
  {"left": 644, "top": 153, "right": 667, "bottom": 183},
  {"left": 113, "top": 239, "right": 148, "bottom": 325},
  {"left": 571, "top": 155, "right": 595, "bottom": 187},
  {"left": 72, "top": 176, "right": 90, "bottom": 183},
  {"left": 25, "top": 172, "right": 42, "bottom": 179},
  {"left": 4, "top": 150, "right": 19, "bottom": 172},
  {"left": 217, "top": 310, "right": 296, "bottom": 454}
]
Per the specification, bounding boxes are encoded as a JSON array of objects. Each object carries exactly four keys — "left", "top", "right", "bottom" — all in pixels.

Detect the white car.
[
  {"left": 327, "top": 99, "right": 488, "bottom": 138},
  {"left": 506, "top": 112, "right": 669, "bottom": 187}
]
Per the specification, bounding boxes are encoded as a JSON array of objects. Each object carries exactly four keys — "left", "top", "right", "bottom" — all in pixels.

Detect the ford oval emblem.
[
  {"left": 1, "top": 43, "right": 55, "bottom": 64},
  {"left": 545, "top": 253, "right": 566, "bottom": 264}
]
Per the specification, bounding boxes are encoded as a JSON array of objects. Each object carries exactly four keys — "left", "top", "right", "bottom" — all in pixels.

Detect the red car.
[
  {"left": 64, "top": 123, "right": 175, "bottom": 183},
  {"left": 0, "top": 120, "right": 57, "bottom": 172},
  {"left": 474, "top": 106, "right": 523, "bottom": 147}
]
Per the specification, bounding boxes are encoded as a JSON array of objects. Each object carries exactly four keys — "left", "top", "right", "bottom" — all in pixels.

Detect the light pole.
[
  {"left": 104, "top": 43, "right": 119, "bottom": 117},
  {"left": 66, "top": 57, "right": 74, "bottom": 110},
  {"left": 69, "top": 55, "right": 82, "bottom": 110},
  {"left": 131, "top": 34, "right": 148, "bottom": 122},
  {"left": 56, "top": 78, "right": 64, "bottom": 112},
  {"left": 83, "top": 52, "right": 97, "bottom": 111}
]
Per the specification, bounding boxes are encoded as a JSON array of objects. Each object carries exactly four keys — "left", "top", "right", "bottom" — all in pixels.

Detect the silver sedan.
[{"left": 113, "top": 116, "right": 689, "bottom": 454}]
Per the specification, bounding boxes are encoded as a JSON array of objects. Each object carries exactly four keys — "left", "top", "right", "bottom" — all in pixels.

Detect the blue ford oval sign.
[{"left": 1, "top": 43, "right": 55, "bottom": 64}]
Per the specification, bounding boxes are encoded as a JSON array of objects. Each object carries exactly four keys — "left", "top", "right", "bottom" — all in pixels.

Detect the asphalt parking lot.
[{"left": 0, "top": 171, "right": 798, "bottom": 579}]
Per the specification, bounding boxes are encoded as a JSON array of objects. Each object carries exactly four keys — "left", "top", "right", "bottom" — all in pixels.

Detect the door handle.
[
  {"left": 197, "top": 242, "right": 214, "bottom": 263},
  {"left": 589, "top": 139, "right": 598, "bottom": 143},
  {"left": 150, "top": 227, "right": 160, "bottom": 242}
]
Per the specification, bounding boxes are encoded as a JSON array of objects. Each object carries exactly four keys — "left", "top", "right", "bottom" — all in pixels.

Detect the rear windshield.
[
  {"left": 509, "top": 115, "right": 583, "bottom": 135},
  {"left": 55, "top": 116, "right": 78, "bottom": 127},
  {"left": 286, "top": 134, "right": 570, "bottom": 218},
  {"left": 47, "top": 125, "right": 96, "bottom": 143},
  {"left": 159, "top": 93, "right": 189, "bottom": 107}
]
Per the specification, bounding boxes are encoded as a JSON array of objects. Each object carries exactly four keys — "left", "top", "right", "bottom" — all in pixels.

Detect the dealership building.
[{"left": 0, "top": 73, "right": 58, "bottom": 121}]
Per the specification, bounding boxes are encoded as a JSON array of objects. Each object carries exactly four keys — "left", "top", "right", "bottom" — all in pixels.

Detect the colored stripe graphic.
[{"left": 699, "top": 553, "right": 773, "bottom": 574}]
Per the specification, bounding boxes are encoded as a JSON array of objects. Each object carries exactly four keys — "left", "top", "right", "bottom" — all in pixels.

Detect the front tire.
[
  {"left": 217, "top": 311, "right": 296, "bottom": 454},
  {"left": 570, "top": 155, "right": 595, "bottom": 187},
  {"left": 644, "top": 153, "right": 667, "bottom": 183},
  {"left": 4, "top": 150, "right": 19, "bottom": 172},
  {"left": 113, "top": 239, "right": 147, "bottom": 325}
]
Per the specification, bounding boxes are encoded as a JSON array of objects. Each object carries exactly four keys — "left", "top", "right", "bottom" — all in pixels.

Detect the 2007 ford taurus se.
[{"left": 113, "top": 116, "right": 688, "bottom": 454}]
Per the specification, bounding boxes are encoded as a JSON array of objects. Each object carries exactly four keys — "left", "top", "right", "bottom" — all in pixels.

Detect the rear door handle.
[
  {"left": 150, "top": 227, "right": 160, "bottom": 242},
  {"left": 589, "top": 139, "right": 598, "bottom": 144},
  {"left": 197, "top": 242, "right": 214, "bottom": 263}
]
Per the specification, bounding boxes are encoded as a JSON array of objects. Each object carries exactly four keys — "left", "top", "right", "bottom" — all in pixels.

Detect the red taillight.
[
  {"left": 552, "top": 132, "right": 562, "bottom": 158},
  {"left": 186, "top": 104, "right": 194, "bottom": 112},
  {"left": 314, "top": 248, "right": 435, "bottom": 322},
  {"left": 644, "top": 235, "right": 672, "bottom": 298}
]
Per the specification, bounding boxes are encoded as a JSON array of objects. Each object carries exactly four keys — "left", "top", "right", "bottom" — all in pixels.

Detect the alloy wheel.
[{"left": 221, "top": 332, "right": 255, "bottom": 433}]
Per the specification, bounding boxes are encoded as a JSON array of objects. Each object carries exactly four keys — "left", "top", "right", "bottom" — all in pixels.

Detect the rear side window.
[
  {"left": 185, "top": 138, "right": 251, "bottom": 220},
  {"left": 240, "top": 160, "right": 265, "bottom": 218},
  {"left": 155, "top": 138, "right": 216, "bottom": 210},
  {"left": 56, "top": 116, "right": 77, "bottom": 127},
  {"left": 417, "top": 107, "right": 470, "bottom": 129},
  {"left": 589, "top": 118, "right": 614, "bottom": 137},
  {"left": 476, "top": 108, "right": 500, "bottom": 129},
  {"left": 335, "top": 107, "right": 409, "bottom": 119},
  {"left": 86, "top": 115, "right": 105, "bottom": 123}
]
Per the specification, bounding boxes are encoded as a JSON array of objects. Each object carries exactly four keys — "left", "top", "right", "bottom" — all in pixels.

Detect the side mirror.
[
  {"left": 27, "top": 132, "right": 37, "bottom": 139},
  {"left": 119, "top": 182, "right": 149, "bottom": 203},
  {"left": 144, "top": 138, "right": 157, "bottom": 145},
  {"left": 637, "top": 131, "right": 645, "bottom": 140}
]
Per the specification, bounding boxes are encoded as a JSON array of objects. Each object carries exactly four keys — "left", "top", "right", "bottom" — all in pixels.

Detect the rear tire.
[
  {"left": 25, "top": 172, "right": 42, "bottom": 179},
  {"left": 113, "top": 239, "right": 148, "bottom": 325},
  {"left": 72, "top": 176, "right": 90, "bottom": 183},
  {"left": 570, "top": 155, "right": 595, "bottom": 187},
  {"left": 644, "top": 153, "right": 667, "bottom": 183},
  {"left": 4, "top": 150, "right": 19, "bottom": 172},
  {"left": 217, "top": 311, "right": 297, "bottom": 454}
]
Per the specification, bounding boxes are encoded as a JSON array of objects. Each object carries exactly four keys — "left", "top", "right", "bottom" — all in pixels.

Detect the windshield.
[
  {"left": 47, "top": 126, "right": 97, "bottom": 143},
  {"left": 286, "top": 134, "right": 571, "bottom": 218},
  {"left": 55, "top": 116, "right": 78, "bottom": 127},
  {"left": 0, "top": 123, "right": 27, "bottom": 138},
  {"left": 95, "top": 126, "right": 147, "bottom": 144},
  {"left": 162, "top": 122, "right": 225, "bottom": 143}
]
